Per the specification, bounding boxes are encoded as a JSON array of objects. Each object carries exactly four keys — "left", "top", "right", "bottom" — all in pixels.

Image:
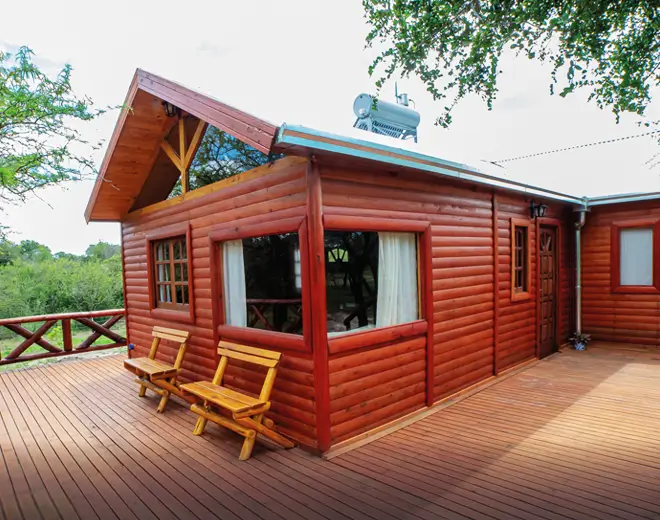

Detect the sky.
[{"left": 2, "top": 0, "right": 659, "bottom": 254}]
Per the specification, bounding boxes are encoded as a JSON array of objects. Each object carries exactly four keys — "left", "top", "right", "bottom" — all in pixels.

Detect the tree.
[
  {"left": 0, "top": 46, "right": 101, "bottom": 203},
  {"left": 18, "top": 239, "right": 52, "bottom": 262},
  {"left": 363, "top": 1, "right": 660, "bottom": 127},
  {"left": 85, "top": 241, "right": 120, "bottom": 261},
  {"left": 170, "top": 125, "right": 275, "bottom": 196}
]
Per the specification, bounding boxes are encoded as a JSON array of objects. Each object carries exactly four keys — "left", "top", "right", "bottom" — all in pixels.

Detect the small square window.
[{"left": 152, "top": 236, "right": 189, "bottom": 310}]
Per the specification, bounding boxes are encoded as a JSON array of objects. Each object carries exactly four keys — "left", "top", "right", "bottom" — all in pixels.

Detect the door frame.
[{"left": 536, "top": 218, "right": 562, "bottom": 359}]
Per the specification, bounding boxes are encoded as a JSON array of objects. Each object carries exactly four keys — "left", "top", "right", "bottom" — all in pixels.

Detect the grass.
[{"left": 0, "top": 319, "right": 127, "bottom": 372}]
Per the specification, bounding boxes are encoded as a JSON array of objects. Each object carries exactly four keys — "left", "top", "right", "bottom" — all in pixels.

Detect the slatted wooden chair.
[
  {"left": 180, "top": 340, "right": 295, "bottom": 460},
  {"left": 124, "top": 326, "right": 190, "bottom": 413}
]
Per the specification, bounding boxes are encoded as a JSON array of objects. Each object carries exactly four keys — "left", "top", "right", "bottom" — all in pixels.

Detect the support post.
[
  {"left": 62, "top": 319, "right": 73, "bottom": 352},
  {"left": 306, "top": 158, "right": 331, "bottom": 452}
]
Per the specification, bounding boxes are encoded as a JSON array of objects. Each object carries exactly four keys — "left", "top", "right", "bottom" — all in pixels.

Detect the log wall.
[
  {"left": 582, "top": 201, "right": 660, "bottom": 346},
  {"left": 320, "top": 163, "right": 574, "bottom": 442},
  {"left": 121, "top": 156, "right": 318, "bottom": 448},
  {"left": 120, "top": 154, "right": 575, "bottom": 451}
]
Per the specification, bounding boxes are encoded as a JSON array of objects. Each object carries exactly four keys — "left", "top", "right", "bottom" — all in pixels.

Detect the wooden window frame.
[
  {"left": 510, "top": 218, "right": 532, "bottom": 302},
  {"left": 610, "top": 219, "right": 660, "bottom": 294},
  {"left": 146, "top": 223, "right": 194, "bottom": 324},
  {"left": 209, "top": 216, "right": 311, "bottom": 353},
  {"left": 322, "top": 215, "right": 432, "bottom": 357}
]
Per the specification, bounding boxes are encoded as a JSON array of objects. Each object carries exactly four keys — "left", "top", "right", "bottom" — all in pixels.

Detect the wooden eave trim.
[
  {"left": 84, "top": 72, "right": 140, "bottom": 223},
  {"left": 136, "top": 69, "right": 278, "bottom": 154},
  {"left": 86, "top": 68, "right": 280, "bottom": 222}
]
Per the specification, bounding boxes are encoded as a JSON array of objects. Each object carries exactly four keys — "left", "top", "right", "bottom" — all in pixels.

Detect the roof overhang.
[
  {"left": 274, "top": 124, "right": 585, "bottom": 205},
  {"left": 84, "top": 69, "right": 278, "bottom": 222}
]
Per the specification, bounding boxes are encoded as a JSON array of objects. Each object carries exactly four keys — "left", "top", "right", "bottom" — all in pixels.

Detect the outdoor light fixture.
[
  {"left": 162, "top": 101, "right": 180, "bottom": 118},
  {"left": 530, "top": 200, "right": 549, "bottom": 219}
]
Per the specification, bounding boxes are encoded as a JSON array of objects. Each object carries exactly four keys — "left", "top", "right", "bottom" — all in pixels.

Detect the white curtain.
[
  {"left": 620, "top": 228, "right": 653, "bottom": 286},
  {"left": 222, "top": 240, "right": 247, "bottom": 326},
  {"left": 376, "top": 232, "right": 419, "bottom": 327}
]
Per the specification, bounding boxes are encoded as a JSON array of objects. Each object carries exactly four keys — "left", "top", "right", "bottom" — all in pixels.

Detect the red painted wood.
[
  {"left": 324, "top": 215, "right": 430, "bottom": 232},
  {"left": 492, "top": 194, "right": 500, "bottom": 375},
  {"left": 307, "top": 160, "right": 332, "bottom": 452},
  {"left": 583, "top": 201, "right": 660, "bottom": 346},
  {"left": 328, "top": 320, "right": 427, "bottom": 355}
]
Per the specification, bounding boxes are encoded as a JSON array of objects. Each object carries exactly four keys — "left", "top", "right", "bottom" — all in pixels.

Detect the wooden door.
[{"left": 538, "top": 226, "right": 558, "bottom": 358}]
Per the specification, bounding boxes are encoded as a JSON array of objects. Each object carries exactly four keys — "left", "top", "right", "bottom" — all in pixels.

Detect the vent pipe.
[{"left": 574, "top": 202, "right": 588, "bottom": 335}]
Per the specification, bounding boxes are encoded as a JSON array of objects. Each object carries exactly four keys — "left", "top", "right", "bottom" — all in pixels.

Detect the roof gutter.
[
  {"left": 586, "top": 192, "right": 660, "bottom": 206},
  {"left": 275, "top": 125, "right": 584, "bottom": 205}
]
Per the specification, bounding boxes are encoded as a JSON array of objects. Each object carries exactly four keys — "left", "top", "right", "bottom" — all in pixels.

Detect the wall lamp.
[
  {"left": 162, "top": 101, "right": 180, "bottom": 118},
  {"left": 530, "top": 200, "right": 549, "bottom": 219}
]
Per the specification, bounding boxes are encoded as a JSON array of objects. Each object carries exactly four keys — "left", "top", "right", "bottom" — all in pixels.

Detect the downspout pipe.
[{"left": 574, "top": 200, "right": 588, "bottom": 336}]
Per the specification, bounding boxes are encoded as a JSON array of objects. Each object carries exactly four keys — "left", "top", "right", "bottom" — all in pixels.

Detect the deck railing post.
[{"left": 62, "top": 319, "right": 73, "bottom": 351}]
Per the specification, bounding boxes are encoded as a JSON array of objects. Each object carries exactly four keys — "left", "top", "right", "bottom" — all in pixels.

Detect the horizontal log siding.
[
  {"left": 582, "top": 201, "right": 660, "bottom": 346},
  {"left": 320, "top": 165, "right": 497, "bottom": 430},
  {"left": 121, "top": 157, "right": 318, "bottom": 447},
  {"left": 328, "top": 335, "right": 427, "bottom": 443},
  {"left": 497, "top": 196, "right": 537, "bottom": 369}
]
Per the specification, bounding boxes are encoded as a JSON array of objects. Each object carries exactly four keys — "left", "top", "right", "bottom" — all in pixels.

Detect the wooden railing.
[{"left": 0, "top": 309, "right": 126, "bottom": 366}]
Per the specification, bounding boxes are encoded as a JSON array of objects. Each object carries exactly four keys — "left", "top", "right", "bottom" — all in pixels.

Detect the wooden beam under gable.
[{"left": 85, "top": 68, "right": 279, "bottom": 222}]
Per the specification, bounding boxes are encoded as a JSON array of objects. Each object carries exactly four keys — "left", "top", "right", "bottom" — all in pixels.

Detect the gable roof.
[
  {"left": 85, "top": 70, "right": 660, "bottom": 222},
  {"left": 84, "top": 69, "right": 278, "bottom": 222}
]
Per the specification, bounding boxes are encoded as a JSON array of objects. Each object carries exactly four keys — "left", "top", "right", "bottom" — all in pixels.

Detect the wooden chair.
[
  {"left": 124, "top": 326, "right": 190, "bottom": 413},
  {"left": 180, "top": 341, "right": 295, "bottom": 460}
]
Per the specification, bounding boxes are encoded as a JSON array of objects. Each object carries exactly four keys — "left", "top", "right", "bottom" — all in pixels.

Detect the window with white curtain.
[
  {"left": 222, "top": 233, "right": 303, "bottom": 334},
  {"left": 620, "top": 228, "right": 654, "bottom": 286},
  {"left": 325, "top": 231, "right": 419, "bottom": 334}
]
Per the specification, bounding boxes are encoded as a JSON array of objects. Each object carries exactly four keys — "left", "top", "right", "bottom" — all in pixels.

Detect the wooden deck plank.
[
  {"left": 0, "top": 346, "right": 658, "bottom": 519},
  {"left": 39, "top": 359, "right": 244, "bottom": 520},
  {"left": 65, "top": 356, "right": 328, "bottom": 520},
  {"left": 377, "top": 422, "right": 660, "bottom": 518},
  {"left": 0, "top": 379, "right": 63, "bottom": 520},
  {"left": 79, "top": 357, "right": 353, "bottom": 520},
  {"left": 10, "top": 365, "right": 163, "bottom": 520}
]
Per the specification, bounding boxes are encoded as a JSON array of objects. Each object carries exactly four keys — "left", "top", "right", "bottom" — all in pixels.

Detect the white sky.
[{"left": 2, "top": 0, "right": 659, "bottom": 254}]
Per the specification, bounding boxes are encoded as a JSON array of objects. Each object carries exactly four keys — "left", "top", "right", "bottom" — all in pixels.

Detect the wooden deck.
[{"left": 1, "top": 346, "right": 659, "bottom": 520}]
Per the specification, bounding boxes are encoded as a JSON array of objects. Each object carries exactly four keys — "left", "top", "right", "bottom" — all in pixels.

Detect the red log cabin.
[{"left": 85, "top": 69, "right": 660, "bottom": 454}]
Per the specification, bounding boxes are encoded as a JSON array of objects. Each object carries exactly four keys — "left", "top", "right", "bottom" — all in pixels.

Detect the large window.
[
  {"left": 612, "top": 221, "right": 660, "bottom": 293},
  {"left": 153, "top": 236, "right": 189, "bottom": 309},
  {"left": 325, "top": 231, "right": 419, "bottom": 335},
  {"left": 511, "top": 219, "right": 531, "bottom": 301},
  {"left": 222, "top": 233, "right": 303, "bottom": 334}
]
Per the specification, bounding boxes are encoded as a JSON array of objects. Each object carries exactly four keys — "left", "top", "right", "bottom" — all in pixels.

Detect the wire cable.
[{"left": 492, "top": 129, "right": 660, "bottom": 165}]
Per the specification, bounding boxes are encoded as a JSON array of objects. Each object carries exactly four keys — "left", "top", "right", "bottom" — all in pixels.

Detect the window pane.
[
  {"left": 182, "top": 285, "right": 189, "bottom": 304},
  {"left": 175, "top": 285, "right": 183, "bottom": 304},
  {"left": 183, "top": 263, "right": 188, "bottom": 282},
  {"left": 163, "top": 244, "right": 170, "bottom": 260},
  {"left": 174, "top": 241, "right": 182, "bottom": 260},
  {"left": 325, "top": 231, "right": 378, "bottom": 333},
  {"left": 325, "top": 231, "right": 419, "bottom": 334},
  {"left": 241, "top": 233, "right": 302, "bottom": 334},
  {"left": 156, "top": 244, "right": 164, "bottom": 261},
  {"left": 620, "top": 228, "right": 653, "bottom": 286},
  {"left": 174, "top": 263, "right": 182, "bottom": 282}
]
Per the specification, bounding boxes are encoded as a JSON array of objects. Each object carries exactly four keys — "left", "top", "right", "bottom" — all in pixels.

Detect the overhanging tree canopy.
[
  {"left": 363, "top": 0, "right": 660, "bottom": 126},
  {"left": 0, "top": 46, "right": 100, "bottom": 203}
]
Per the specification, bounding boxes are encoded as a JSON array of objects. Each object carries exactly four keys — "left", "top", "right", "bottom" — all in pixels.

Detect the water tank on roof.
[{"left": 353, "top": 93, "right": 420, "bottom": 142}]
